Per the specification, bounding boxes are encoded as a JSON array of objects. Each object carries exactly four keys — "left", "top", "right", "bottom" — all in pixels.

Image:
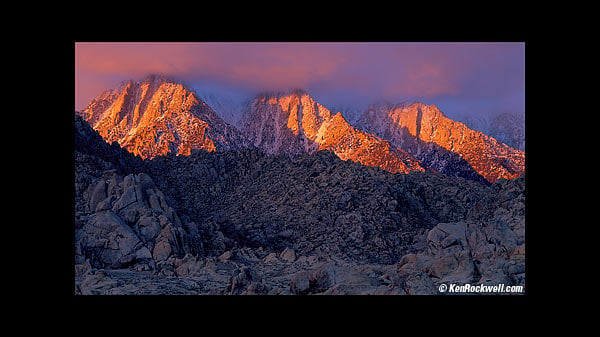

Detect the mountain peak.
[
  {"left": 356, "top": 102, "right": 524, "bottom": 183},
  {"left": 113, "top": 74, "right": 184, "bottom": 92},
  {"left": 363, "top": 101, "right": 446, "bottom": 121},
  {"left": 255, "top": 88, "right": 311, "bottom": 101},
  {"left": 79, "top": 76, "right": 247, "bottom": 159},
  {"left": 240, "top": 91, "right": 425, "bottom": 174},
  {"left": 140, "top": 73, "right": 179, "bottom": 86},
  {"left": 289, "top": 88, "right": 308, "bottom": 96}
]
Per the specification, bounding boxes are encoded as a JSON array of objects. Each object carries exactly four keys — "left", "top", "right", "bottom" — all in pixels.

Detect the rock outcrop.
[
  {"left": 384, "top": 176, "right": 525, "bottom": 294},
  {"left": 75, "top": 171, "right": 204, "bottom": 273}
]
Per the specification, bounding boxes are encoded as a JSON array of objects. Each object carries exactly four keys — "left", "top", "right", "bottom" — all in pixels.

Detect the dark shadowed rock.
[
  {"left": 88, "top": 180, "right": 107, "bottom": 211},
  {"left": 77, "top": 211, "right": 146, "bottom": 268},
  {"left": 280, "top": 247, "right": 296, "bottom": 262},
  {"left": 227, "top": 266, "right": 259, "bottom": 295},
  {"left": 79, "top": 271, "right": 119, "bottom": 295},
  {"left": 290, "top": 271, "right": 311, "bottom": 295}
]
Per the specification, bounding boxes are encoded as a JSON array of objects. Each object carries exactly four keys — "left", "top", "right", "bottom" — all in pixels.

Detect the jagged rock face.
[
  {"left": 74, "top": 114, "right": 145, "bottom": 175},
  {"left": 77, "top": 75, "right": 248, "bottom": 159},
  {"left": 356, "top": 102, "right": 525, "bottom": 183},
  {"left": 239, "top": 91, "right": 424, "bottom": 174}
]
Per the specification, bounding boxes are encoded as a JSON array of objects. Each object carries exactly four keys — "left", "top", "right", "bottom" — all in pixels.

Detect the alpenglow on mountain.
[
  {"left": 78, "top": 76, "right": 524, "bottom": 183},
  {"left": 356, "top": 102, "right": 525, "bottom": 183},
  {"left": 238, "top": 90, "right": 425, "bottom": 174},
  {"left": 77, "top": 75, "right": 248, "bottom": 159}
]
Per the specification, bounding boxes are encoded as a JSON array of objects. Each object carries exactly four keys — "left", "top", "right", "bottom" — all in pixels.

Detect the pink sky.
[{"left": 75, "top": 42, "right": 524, "bottom": 121}]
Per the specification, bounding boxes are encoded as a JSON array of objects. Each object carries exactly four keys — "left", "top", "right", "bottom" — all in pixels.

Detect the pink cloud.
[{"left": 75, "top": 42, "right": 524, "bottom": 118}]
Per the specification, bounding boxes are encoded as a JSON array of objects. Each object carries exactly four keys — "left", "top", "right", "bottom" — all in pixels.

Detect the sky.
[{"left": 75, "top": 42, "right": 525, "bottom": 124}]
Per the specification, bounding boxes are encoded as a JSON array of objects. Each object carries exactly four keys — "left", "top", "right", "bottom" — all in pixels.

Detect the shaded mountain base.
[
  {"left": 143, "top": 149, "right": 492, "bottom": 264},
  {"left": 414, "top": 142, "right": 491, "bottom": 186},
  {"left": 74, "top": 115, "right": 524, "bottom": 294}
]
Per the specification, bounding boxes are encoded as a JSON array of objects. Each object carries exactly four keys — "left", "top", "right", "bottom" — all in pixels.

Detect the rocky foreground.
[{"left": 74, "top": 115, "right": 525, "bottom": 295}]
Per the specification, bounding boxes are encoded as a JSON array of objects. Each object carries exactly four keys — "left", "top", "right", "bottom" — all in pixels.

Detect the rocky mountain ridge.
[
  {"left": 81, "top": 77, "right": 524, "bottom": 183},
  {"left": 239, "top": 91, "right": 425, "bottom": 174},
  {"left": 356, "top": 102, "right": 525, "bottom": 183}
]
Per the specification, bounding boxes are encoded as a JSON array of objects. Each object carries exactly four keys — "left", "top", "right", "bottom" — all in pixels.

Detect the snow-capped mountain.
[
  {"left": 356, "top": 102, "right": 525, "bottom": 183},
  {"left": 238, "top": 90, "right": 425, "bottom": 174},
  {"left": 77, "top": 75, "right": 248, "bottom": 159}
]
